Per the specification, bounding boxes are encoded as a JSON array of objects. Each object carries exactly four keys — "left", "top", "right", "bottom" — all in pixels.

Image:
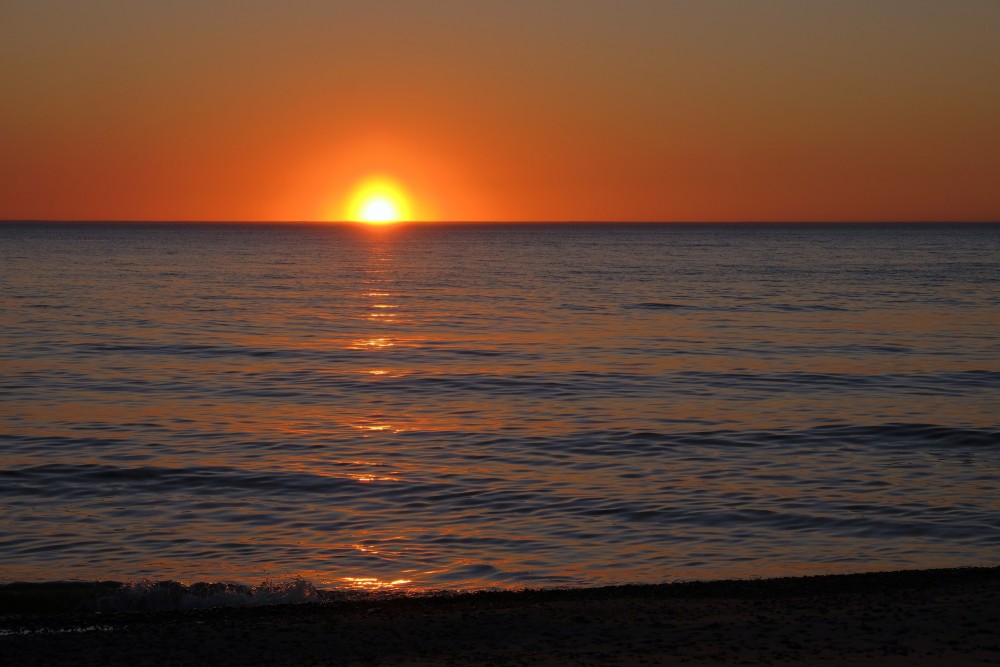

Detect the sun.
[
  {"left": 345, "top": 176, "right": 412, "bottom": 225},
  {"left": 360, "top": 197, "right": 399, "bottom": 223}
]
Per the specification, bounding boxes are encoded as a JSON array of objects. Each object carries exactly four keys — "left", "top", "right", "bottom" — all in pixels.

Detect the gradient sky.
[{"left": 2, "top": 0, "right": 999, "bottom": 222}]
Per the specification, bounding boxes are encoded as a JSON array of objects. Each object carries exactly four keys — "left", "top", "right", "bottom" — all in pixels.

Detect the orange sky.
[{"left": 2, "top": 1, "right": 999, "bottom": 222}]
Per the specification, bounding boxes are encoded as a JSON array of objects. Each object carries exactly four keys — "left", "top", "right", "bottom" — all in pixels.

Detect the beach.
[{"left": 3, "top": 567, "right": 998, "bottom": 665}]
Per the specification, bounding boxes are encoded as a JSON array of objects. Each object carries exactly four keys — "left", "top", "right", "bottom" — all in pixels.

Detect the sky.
[{"left": 2, "top": 0, "right": 999, "bottom": 222}]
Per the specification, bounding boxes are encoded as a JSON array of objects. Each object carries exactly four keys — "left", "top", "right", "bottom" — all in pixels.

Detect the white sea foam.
[{"left": 96, "top": 577, "right": 319, "bottom": 612}]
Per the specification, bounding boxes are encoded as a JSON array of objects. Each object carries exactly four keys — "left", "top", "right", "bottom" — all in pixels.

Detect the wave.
[
  {"left": 4, "top": 368, "right": 998, "bottom": 405},
  {"left": 625, "top": 302, "right": 691, "bottom": 310},
  {"left": 623, "top": 301, "right": 851, "bottom": 312}
]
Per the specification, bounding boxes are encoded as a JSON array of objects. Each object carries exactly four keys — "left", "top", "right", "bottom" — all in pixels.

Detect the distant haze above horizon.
[{"left": 2, "top": 1, "right": 999, "bottom": 223}]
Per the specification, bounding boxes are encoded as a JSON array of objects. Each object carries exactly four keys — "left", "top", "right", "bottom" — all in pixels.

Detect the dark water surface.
[{"left": 2, "top": 222, "right": 998, "bottom": 591}]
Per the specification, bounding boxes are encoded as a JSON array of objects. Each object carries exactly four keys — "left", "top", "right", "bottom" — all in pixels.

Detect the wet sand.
[{"left": 3, "top": 567, "right": 999, "bottom": 666}]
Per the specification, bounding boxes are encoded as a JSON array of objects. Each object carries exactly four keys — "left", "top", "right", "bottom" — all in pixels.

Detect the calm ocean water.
[{"left": 1, "top": 222, "right": 998, "bottom": 592}]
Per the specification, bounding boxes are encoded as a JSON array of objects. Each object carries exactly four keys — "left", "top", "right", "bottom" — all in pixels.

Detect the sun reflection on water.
[
  {"left": 350, "top": 473, "right": 398, "bottom": 482},
  {"left": 348, "top": 337, "right": 395, "bottom": 349},
  {"left": 341, "top": 577, "right": 414, "bottom": 591}
]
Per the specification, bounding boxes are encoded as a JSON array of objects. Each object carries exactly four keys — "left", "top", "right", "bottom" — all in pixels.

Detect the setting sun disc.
[{"left": 345, "top": 176, "right": 412, "bottom": 224}]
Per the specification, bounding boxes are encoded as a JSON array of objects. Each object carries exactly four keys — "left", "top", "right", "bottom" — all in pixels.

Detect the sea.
[{"left": 2, "top": 222, "right": 998, "bottom": 596}]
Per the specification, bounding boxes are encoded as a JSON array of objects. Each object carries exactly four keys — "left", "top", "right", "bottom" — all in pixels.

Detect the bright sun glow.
[
  {"left": 360, "top": 197, "right": 399, "bottom": 223},
  {"left": 345, "top": 176, "right": 412, "bottom": 224}
]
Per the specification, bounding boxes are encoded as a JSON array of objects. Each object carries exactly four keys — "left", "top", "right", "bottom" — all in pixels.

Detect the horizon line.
[{"left": 3, "top": 219, "right": 999, "bottom": 225}]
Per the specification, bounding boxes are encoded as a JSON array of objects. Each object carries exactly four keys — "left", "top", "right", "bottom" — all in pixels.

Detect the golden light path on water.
[{"left": 339, "top": 230, "right": 416, "bottom": 591}]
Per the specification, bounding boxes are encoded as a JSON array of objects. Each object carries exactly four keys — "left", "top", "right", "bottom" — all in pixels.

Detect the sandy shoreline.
[{"left": 3, "top": 567, "right": 999, "bottom": 665}]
